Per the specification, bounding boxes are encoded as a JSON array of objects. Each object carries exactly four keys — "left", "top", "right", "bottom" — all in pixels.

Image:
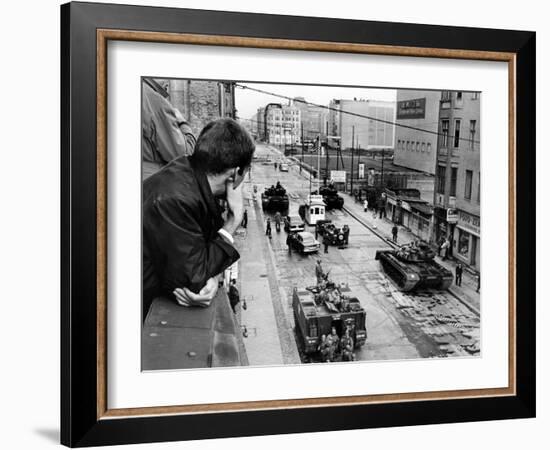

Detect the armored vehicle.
[
  {"left": 312, "top": 184, "right": 344, "bottom": 210},
  {"left": 375, "top": 241, "right": 453, "bottom": 291},
  {"left": 261, "top": 182, "right": 289, "bottom": 213},
  {"left": 315, "top": 219, "right": 349, "bottom": 246},
  {"left": 292, "top": 274, "right": 367, "bottom": 356}
]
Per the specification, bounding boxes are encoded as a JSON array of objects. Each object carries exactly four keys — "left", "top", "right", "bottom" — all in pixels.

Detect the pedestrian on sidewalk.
[
  {"left": 228, "top": 279, "right": 240, "bottom": 314},
  {"left": 323, "top": 235, "right": 329, "bottom": 253},
  {"left": 286, "top": 232, "right": 292, "bottom": 254},
  {"left": 363, "top": 199, "right": 369, "bottom": 212},
  {"left": 455, "top": 263, "right": 463, "bottom": 287},
  {"left": 241, "top": 209, "right": 248, "bottom": 229},
  {"left": 265, "top": 218, "right": 272, "bottom": 238},
  {"left": 440, "top": 238, "right": 450, "bottom": 260},
  {"left": 392, "top": 224, "right": 398, "bottom": 243}
]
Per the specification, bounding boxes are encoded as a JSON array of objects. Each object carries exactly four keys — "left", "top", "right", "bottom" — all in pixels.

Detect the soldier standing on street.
[
  {"left": 241, "top": 209, "right": 248, "bottom": 229},
  {"left": 274, "top": 211, "right": 282, "bottom": 232},
  {"left": 455, "top": 263, "right": 463, "bottom": 287},
  {"left": 286, "top": 232, "right": 292, "bottom": 254},
  {"left": 323, "top": 234, "right": 330, "bottom": 253},
  {"left": 342, "top": 225, "right": 350, "bottom": 245},
  {"left": 266, "top": 218, "right": 272, "bottom": 238},
  {"left": 315, "top": 260, "right": 324, "bottom": 283}
]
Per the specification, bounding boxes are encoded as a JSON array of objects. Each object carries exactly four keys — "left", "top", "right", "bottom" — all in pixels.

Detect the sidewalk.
[
  {"left": 231, "top": 183, "right": 301, "bottom": 366},
  {"left": 340, "top": 192, "right": 480, "bottom": 314}
]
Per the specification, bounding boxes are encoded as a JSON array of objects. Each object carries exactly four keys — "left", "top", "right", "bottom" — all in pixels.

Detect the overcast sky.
[{"left": 234, "top": 82, "right": 397, "bottom": 120}]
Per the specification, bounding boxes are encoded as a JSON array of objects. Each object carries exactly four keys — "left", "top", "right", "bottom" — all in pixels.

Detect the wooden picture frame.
[{"left": 61, "top": 1, "right": 535, "bottom": 446}]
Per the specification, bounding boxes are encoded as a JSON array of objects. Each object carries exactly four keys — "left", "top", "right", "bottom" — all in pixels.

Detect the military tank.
[
  {"left": 261, "top": 182, "right": 289, "bottom": 213},
  {"left": 312, "top": 183, "right": 344, "bottom": 210},
  {"left": 375, "top": 241, "right": 453, "bottom": 291},
  {"left": 292, "top": 270, "right": 367, "bottom": 356}
]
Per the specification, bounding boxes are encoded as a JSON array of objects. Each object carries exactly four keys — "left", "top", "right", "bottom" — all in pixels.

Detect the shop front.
[{"left": 453, "top": 210, "right": 480, "bottom": 270}]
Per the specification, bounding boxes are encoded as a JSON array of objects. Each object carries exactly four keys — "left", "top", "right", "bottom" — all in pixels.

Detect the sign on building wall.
[
  {"left": 396, "top": 98, "right": 426, "bottom": 120},
  {"left": 358, "top": 163, "right": 365, "bottom": 179},
  {"left": 457, "top": 210, "right": 480, "bottom": 236},
  {"left": 446, "top": 208, "right": 458, "bottom": 223},
  {"left": 330, "top": 170, "right": 346, "bottom": 183}
]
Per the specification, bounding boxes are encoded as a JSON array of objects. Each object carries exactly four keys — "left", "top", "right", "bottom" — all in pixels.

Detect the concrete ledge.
[{"left": 142, "top": 289, "right": 242, "bottom": 370}]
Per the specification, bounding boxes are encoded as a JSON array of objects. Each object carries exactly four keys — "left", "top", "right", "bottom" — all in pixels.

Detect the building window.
[
  {"left": 465, "top": 170, "right": 473, "bottom": 200},
  {"left": 442, "top": 91, "right": 452, "bottom": 101},
  {"left": 421, "top": 143, "right": 426, "bottom": 152},
  {"left": 450, "top": 167, "right": 458, "bottom": 197},
  {"left": 469, "top": 120, "right": 477, "bottom": 149},
  {"left": 436, "top": 165, "right": 446, "bottom": 194},
  {"left": 441, "top": 120, "right": 449, "bottom": 147},
  {"left": 454, "top": 119, "right": 461, "bottom": 148},
  {"left": 472, "top": 92, "right": 479, "bottom": 100},
  {"left": 427, "top": 143, "right": 432, "bottom": 153},
  {"left": 406, "top": 140, "right": 410, "bottom": 150},
  {"left": 456, "top": 91, "right": 463, "bottom": 102}
]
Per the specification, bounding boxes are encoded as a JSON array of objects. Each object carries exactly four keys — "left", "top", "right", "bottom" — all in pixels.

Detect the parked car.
[
  {"left": 289, "top": 231, "right": 320, "bottom": 254},
  {"left": 279, "top": 163, "right": 289, "bottom": 172},
  {"left": 284, "top": 214, "right": 306, "bottom": 233}
]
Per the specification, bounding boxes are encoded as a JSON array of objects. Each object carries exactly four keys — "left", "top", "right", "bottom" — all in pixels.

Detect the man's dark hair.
[{"left": 190, "top": 118, "right": 255, "bottom": 174}]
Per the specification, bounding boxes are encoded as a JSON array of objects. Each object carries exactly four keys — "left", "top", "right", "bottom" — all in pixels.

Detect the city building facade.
[
  {"left": 328, "top": 99, "right": 395, "bottom": 150},
  {"left": 433, "top": 90, "right": 481, "bottom": 270},
  {"left": 155, "top": 78, "right": 236, "bottom": 137},
  {"left": 293, "top": 97, "right": 328, "bottom": 141},
  {"left": 259, "top": 102, "right": 301, "bottom": 145},
  {"left": 394, "top": 90, "right": 441, "bottom": 175}
]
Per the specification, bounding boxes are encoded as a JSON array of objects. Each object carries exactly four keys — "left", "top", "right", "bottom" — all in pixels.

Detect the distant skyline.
[{"left": 235, "top": 82, "right": 397, "bottom": 120}]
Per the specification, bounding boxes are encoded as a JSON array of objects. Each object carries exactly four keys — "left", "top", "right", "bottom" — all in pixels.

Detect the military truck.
[
  {"left": 261, "top": 182, "right": 289, "bottom": 213},
  {"left": 375, "top": 241, "right": 453, "bottom": 291},
  {"left": 292, "top": 277, "right": 367, "bottom": 356},
  {"left": 315, "top": 219, "right": 349, "bottom": 246}
]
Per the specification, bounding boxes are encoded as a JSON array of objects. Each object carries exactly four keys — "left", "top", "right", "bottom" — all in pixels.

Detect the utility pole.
[
  {"left": 300, "top": 122, "right": 304, "bottom": 174},
  {"left": 380, "top": 148, "right": 385, "bottom": 189},
  {"left": 350, "top": 125, "right": 355, "bottom": 194},
  {"left": 317, "top": 134, "right": 321, "bottom": 193},
  {"left": 325, "top": 121, "right": 329, "bottom": 183}
]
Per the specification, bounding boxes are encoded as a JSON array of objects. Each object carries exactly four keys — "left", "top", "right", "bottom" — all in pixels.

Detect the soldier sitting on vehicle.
[
  {"left": 340, "top": 327, "right": 354, "bottom": 351},
  {"left": 315, "top": 288, "right": 329, "bottom": 306},
  {"left": 341, "top": 344, "right": 355, "bottom": 362},
  {"left": 329, "top": 327, "right": 340, "bottom": 354},
  {"left": 318, "top": 334, "right": 331, "bottom": 362},
  {"left": 328, "top": 289, "right": 342, "bottom": 308}
]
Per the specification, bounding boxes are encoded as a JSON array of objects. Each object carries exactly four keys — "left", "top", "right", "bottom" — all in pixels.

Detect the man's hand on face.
[
  {"left": 222, "top": 177, "right": 244, "bottom": 235},
  {"left": 173, "top": 277, "right": 219, "bottom": 308}
]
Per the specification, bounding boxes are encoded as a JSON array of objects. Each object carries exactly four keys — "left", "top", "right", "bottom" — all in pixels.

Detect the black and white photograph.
[{"left": 141, "top": 77, "right": 481, "bottom": 370}]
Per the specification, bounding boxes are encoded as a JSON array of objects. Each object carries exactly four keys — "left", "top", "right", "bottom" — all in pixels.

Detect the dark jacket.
[{"left": 143, "top": 156, "right": 240, "bottom": 313}]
